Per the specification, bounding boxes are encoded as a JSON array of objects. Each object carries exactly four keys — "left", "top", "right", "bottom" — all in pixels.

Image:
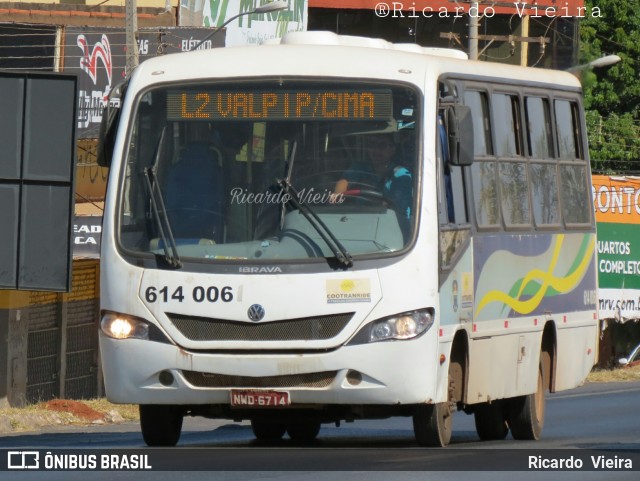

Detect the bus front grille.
[
  {"left": 165, "top": 312, "right": 354, "bottom": 342},
  {"left": 182, "top": 370, "right": 337, "bottom": 388}
]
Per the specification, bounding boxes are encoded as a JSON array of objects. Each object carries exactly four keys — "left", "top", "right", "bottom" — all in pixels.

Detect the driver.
[{"left": 332, "top": 133, "right": 413, "bottom": 236}]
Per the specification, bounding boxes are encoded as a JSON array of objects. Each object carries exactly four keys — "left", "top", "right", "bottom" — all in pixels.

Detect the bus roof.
[
  {"left": 267, "top": 31, "right": 469, "bottom": 60},
  {"left": 130, "top": 31, "right": 581, "bottom": 92}
]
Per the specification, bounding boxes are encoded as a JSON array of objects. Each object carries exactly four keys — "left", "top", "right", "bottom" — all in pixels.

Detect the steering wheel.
[
  {"left": 335, "top": 181, "right": 390, "bottom": 208},
  {"left": 342, "top": 188, "right": 384, "bottom": 200}
]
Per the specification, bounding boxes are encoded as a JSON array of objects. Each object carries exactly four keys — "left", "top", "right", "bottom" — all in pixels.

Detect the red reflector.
[{"left": 504, "top": 320, "right": 509, "bottom": 328}]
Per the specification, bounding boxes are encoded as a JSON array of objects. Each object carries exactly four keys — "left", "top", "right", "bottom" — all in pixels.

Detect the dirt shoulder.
[
  {"left": 0, "top": 399, "right": 139, "bottom": 434},
  {"left": 1, "top": 365, "right": 639, "bottom": 434}
]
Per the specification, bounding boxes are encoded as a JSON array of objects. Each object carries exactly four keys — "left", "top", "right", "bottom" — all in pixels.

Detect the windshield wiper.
[
  {"left": 278, "top": 178, "right": 353, "bottom": 269},
  {"left": 143, "top": 129, "right": 181, "bottom": 269},
  {"left": 144, "top": 168, "right": 182, "bottom": 269}
]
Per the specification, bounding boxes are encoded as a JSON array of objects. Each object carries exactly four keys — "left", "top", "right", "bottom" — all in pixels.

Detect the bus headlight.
[
  {"left": 100, "top": 312, "right": 149, "bottom": 340},
  {"left": 348, "top": 309, "right": 434, "bottom": 345}
]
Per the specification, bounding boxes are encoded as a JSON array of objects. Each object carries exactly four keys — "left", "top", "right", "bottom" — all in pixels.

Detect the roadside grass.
[
  {"left": 1, "top": 365, "right": 639, "bottom": 433},
  {"left": 83, "top": 398, "right": 139, "bottom": 421},
  {"left": 586, "top": 363, "right": 640, "bottom": 382}
]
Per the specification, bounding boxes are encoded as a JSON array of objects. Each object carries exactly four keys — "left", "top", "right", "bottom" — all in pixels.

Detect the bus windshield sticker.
[{"left": 326, "top": 279, "right": 372, "bottom": 304}]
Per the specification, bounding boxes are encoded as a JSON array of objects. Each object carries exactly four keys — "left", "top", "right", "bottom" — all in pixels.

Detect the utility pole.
[
  {"left": 468, "top": 1, "right": 479, "bottom": 60},
  {"left": 125, "top": 0, "right": 139, "bottom": 75},
  {"left": 442, "top": 1, "right": 547, "bottom": 64},
  {"left": 520, "top": 14, "right": 530, "bottom": 66}
]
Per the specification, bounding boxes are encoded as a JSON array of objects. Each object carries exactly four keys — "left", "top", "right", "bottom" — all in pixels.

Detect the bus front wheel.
[
  {"left": 251, "top": 419, "right": 286, "bottom": 440},
  {"left": 286, "top": 421, "right": 321, "bottom": 442},
  {"left": 139, "top": 404, "right": 183, "bottom": 447},
  {"left": 413, "top": 402, "right": 452, "bottom": 447}
]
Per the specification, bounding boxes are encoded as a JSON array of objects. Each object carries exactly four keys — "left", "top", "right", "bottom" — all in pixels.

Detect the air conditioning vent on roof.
[{"left": 271, "top": 31, "right": 467, "bottom": 59}]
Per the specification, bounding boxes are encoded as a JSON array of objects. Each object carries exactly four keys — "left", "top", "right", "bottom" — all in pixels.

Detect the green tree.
[{"left": 580, "top": 0, "right": 640, "bottom": 172}]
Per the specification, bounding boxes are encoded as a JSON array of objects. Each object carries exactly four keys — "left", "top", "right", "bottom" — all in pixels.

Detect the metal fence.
[{"left": 22, "top": 260, "right": 100, "bottom": 404}]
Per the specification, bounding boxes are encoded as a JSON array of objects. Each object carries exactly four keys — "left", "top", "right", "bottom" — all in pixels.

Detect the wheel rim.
[
  {"left": 534, "top": 370, "right": 545, "bottom": 423},
  {"left": 440, "top": 403, "right": 453, "bottom": 445}
]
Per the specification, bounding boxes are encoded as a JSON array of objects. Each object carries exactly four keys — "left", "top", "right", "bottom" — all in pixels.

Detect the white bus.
[{"left": 97, "top": 31, "right": 599, "bottom": 447}]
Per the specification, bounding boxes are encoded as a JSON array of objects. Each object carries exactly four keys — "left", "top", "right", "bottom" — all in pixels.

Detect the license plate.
[{"left": 230, "top": 389, "right": 290, "bottom": 408}]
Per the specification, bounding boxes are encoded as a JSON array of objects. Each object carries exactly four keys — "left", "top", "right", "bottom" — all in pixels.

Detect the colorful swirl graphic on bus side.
[{"left": 475, "top": 234, "right": 595, "bottom": 317}]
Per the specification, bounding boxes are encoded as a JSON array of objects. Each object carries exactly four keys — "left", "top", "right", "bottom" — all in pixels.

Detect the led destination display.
[{"left": 167, "top": 89, "right": 393, "bottom": 121}]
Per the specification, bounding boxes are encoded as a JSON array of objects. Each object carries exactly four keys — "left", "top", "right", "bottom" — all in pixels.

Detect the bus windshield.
[{"left": 118, "top": 79, "right": 419, "bottom": 265}]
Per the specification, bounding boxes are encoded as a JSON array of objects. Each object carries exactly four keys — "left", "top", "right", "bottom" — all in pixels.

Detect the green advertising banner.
[
  {"left": 597, "top": 223, "right": 640, "bottom": 289},
  {"left": 593, "top": 175, "right": 640, "bottom": 320}
]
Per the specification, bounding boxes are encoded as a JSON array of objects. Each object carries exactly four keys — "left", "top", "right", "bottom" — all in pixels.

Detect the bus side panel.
[
  {"left": 438, "top": 236, "right": 544, "bottom": 404},
  {"left": 466, "top": 331, "right": 542, "bottom": 403},
  {"left": 437, "top": 239, "right": 473, "bottom": 404},
  {"left": 554, "top": 324, "right": 599, "bottom": 392},
  {"left": 470, "top": 232, "right": 597, "bottom": 397},
  {"left": 473, "top": 232, "right": 597, "bottom": 324}
]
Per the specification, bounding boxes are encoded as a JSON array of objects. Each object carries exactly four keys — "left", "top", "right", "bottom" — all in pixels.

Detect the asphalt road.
[{"left": 1, "top": 381, "right": 639, "bottom": 481}]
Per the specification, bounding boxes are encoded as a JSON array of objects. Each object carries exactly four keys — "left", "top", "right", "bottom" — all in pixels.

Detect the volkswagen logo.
[{"left": 247, "top": 304, "right": 265, "bottom": 322}]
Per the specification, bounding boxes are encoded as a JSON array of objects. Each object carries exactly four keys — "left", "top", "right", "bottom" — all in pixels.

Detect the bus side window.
[
  {"left": 448, "top": 159, "right": 468, "bottom": 225},
  {"left": 438, "top": 114, "right": 455, "bottom": 224},
  {"left": 437, "top": 110, "right": 470, "bottom": 226},
  {"left": 437, "top": 102, "right": 472, "bottom": 275}
]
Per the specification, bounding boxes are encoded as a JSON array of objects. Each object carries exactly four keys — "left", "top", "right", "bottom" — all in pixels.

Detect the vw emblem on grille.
[{"left": 247, "top": 304, "right": 265, "bottom": 322}]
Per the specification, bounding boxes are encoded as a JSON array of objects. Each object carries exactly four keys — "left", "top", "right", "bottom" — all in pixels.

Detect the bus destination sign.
[{"left": 167, "top": 90, "right": 392, "bottom": 121}]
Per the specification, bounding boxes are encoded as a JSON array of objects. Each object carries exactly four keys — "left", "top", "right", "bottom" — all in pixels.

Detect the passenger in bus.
[{"left": 332, "top": 133, "right": 413, "bottom": 237}]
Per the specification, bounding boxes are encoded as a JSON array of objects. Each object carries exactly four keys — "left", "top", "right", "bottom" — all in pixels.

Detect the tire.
[
  {"left": 508, "top": 365, "right": 545, "bottom": 440},
  {"left": 286, "top": 421, "right": 321, "bottom": 442},
  {"left": 139, "top": 404, "right": 183, "bottom": 447},
  {"left": 413, "top": 402, "right": 453, "bottom": 447},
  {"left": 474, "top": 401, "right": 509, "bottom": 441},
  {"left": 251, "top": 419, "right": 286, "bottom": 440}
]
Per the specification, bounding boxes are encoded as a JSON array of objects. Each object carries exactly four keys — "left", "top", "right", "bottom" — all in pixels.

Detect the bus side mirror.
[
  {"left": 447, "top": 105, "right": 474, "bottom": 166},
  {"left": 96, "top": 82, "right": 125, "bottom": 167},
  {"left": 96, "top": 106, "right": 118, "bottom": 167}
]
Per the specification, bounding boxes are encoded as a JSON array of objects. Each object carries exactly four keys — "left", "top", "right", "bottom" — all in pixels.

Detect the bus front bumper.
[{"left": 99, "top": 332, "right": 441, "bottom": 408}]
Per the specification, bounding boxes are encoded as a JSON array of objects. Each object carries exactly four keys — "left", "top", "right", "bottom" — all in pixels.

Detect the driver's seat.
[{"left": 164, "top": 142, "right": 224, "bottom": 242}]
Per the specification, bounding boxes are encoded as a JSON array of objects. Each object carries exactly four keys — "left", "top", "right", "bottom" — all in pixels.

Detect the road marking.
[{"left": 550, "top": 385, "right": 640, "bottom": 400}]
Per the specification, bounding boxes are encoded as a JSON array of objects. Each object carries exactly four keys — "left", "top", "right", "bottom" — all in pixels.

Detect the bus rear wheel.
[
  {"left": 474, "top": 401, "right": 509, "bottom": 440},
  {"left": 413, "top": 402, "right": 453, "bottom": 447},
  {"left": 286, "top": 421, "right": 321, "bottom": 442},
  {"left": 139, "top": 404, "right": 183, "bottom": 447},
  {"left": 508, "top": 365, "right": 545, "bottom": 440},
  {"left": 251, "top": 419, "right": 286, "bottom": 440}
]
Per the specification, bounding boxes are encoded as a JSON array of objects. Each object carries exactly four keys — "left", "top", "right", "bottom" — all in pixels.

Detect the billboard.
[
  {"left": 64, "top": 27, "right": 224, "bottom": 139},
  {"left": 592, "top": 175, "right": 640, "bottom": 320},
  {"left": 0, "top": 23, "right": 56, "bottom": 70},
  {"left": 0, "top": 71, "right": 77, "bottom": 291},
  {"left": 180, "top": 0, "right": 307, "bottom": 46}
]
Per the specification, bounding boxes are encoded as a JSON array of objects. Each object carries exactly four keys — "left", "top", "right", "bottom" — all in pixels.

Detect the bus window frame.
[
  {"left": 523, "top": 93, "right": 555, "bottom": 160},
  {"left": 441, "top": 75, "right": 592, "bottom": 236},
  {"left": 112, "top": 76, "right": 426, "bottom": 272}
]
